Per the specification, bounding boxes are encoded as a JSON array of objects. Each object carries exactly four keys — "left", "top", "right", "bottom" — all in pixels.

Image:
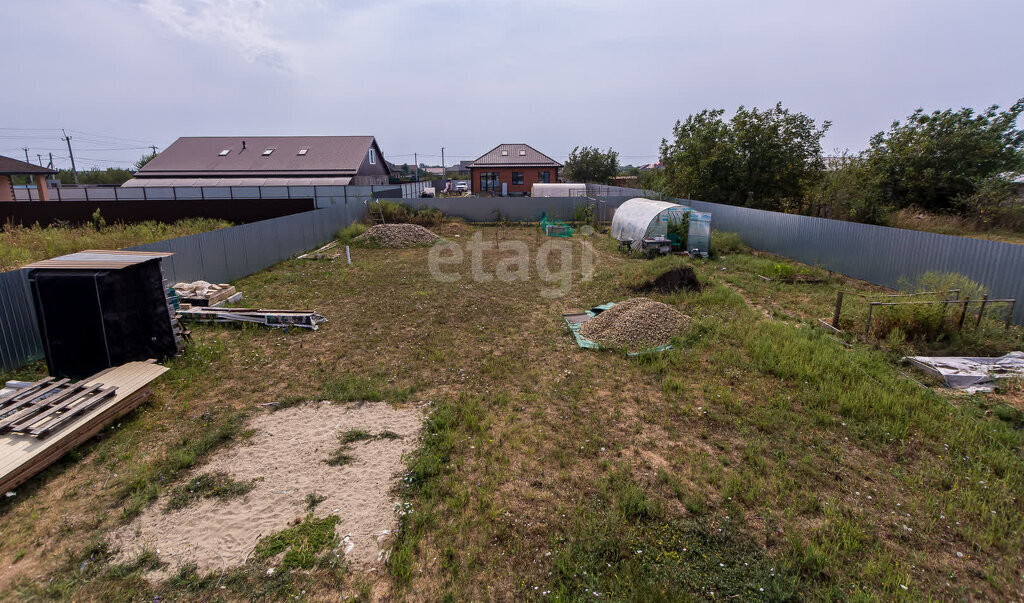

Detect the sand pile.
[
  {"left": 355, "top": 223, "right": 439, "bottom": 247},
  {"left": 579, "top": 297, "right": 687, "bottom": 350},
  {"left": 110, "top": 402, "right": 422, "bottom": 574}
]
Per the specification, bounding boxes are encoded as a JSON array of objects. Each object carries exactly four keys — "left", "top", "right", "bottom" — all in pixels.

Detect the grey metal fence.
[
  {"left": 0, "top": 270, "right": 42, "bottom": 374},
  {"left": 586, "top": 184, "right": 1024, "bottom": 324},
  {"left": 0, "top": 202, "right": 365, "bottom": 372},
  {"left": 4, "top": 190, "right": 1021, "bottom": 372}
]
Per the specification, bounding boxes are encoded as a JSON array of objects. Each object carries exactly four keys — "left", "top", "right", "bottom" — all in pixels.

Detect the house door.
[{"left": 501, "top": 182, "right": 508, "bottom": 196}]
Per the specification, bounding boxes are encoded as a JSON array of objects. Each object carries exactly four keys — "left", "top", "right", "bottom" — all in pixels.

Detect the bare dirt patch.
[{"left": 110, "top": 401, "right": 422, "bottom": 575}]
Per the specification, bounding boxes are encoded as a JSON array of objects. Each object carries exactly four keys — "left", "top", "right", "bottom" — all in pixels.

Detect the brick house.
[{"left": 467, "top": 144, "right": 561, "bottom": 196}]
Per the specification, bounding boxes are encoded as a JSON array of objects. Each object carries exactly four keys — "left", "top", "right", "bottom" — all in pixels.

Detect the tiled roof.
[
  {"left": 467, "top": 144, "right": 562, "bottom": 168},
  {"left": 135, "top": 136, "right": 387, "bottom": 177}
]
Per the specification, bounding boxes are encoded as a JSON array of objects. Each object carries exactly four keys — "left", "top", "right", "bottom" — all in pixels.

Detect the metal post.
[
  {"left": 865, "top": 302, "right": 876, "bottom": 338},
  {"left": 1007, "top": 300, "right": 1016, "bottom": 330},
  {"left": 832, "top": 291, "right": 845, "bottom": 328},
  {"left": 957, "top": 297, "right": 970, "bottom": 330},
  {"left": 975, "top": 294, "right": 988, "bottom": 329}
]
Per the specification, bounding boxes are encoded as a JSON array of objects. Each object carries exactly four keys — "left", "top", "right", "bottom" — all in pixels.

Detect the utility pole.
[
  {"left": 149, "top": 145, "right": 158, "bottom": 155},
  {"left": 414, "top": 152, "right": 419, "bottom": 182},
  {"left": 48, "top": 153, "right": 54, "bottom": 170},
  {"left": 441, "top": 147, "right": 445, "bottom": 186},
  {"left": 23, "top": 147, "right": 30, "bottom": 163},
  {"left": 61, "top": 129, "right": 79, "bottom": 185},
  {"left": 37, "top": 153, "right": 43, "bottom": 166}
]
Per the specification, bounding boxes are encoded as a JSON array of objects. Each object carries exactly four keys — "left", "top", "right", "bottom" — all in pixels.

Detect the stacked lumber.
[
  {"left": 176, "top": 307, "right": 327, "bottom": 330},
  {"left": 173, "top": 281, "right": 240, "bottom": 307},
  {"left": 0, "top": 361, "right": 168, "bottom": 494},
  {"left": 0, "top": 379, "right": 118, "bottom": 439}
]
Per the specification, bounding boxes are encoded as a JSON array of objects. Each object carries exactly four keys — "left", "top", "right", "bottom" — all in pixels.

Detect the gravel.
[
  {"left": 578, "top": 297, "right": 688, "bottom": 351},
  {"left": 354, "top": 224, "right": 439, "bottom": 247}
]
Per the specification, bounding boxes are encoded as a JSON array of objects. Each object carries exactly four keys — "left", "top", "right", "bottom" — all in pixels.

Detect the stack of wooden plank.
[
  {"left": 172, "top": 281, "right": 240, "bottom": 308},
  {"left": 0, "top": 361, "right": 168, "bottom": 494},
  {"left": 0, "top": 379, "right": 118, "bottom": 439},
  {"left": 176, "top": 307, "right": 327, "bottom": 330}
]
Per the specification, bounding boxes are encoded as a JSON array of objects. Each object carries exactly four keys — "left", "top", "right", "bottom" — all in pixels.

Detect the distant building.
[
  {"left": 123, "top": 136, "right": 391, "bottom": 188},
  {"left": 467, "top": 143, "right": 562, "bottom": 196},
  {"left": 447, "top": 160, "right": 473, "bottom": 178},
  {"left": 0, "top": 155, "right": 55, "bottom": 201}
]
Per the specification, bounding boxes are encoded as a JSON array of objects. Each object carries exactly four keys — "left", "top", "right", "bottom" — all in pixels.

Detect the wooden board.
[{"left": 0, "top": 361, "right": 168, "bottom": 494}]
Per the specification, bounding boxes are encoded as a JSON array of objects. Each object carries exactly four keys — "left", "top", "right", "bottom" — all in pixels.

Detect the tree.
[
  {"left": 564, "top": 146, "right": 619, "bottom": 184},
  {"left": 865, "top": 99, "right": 1024, "bottom": 213},
  {"left": 55, "top": 167, "right": 133, "bottom": 185},
  {"left": 134, "top": 151, "right": 158, "bottom": 171},
  {"left": 660, "top": 103, "right": 830, "bottom": 211}
]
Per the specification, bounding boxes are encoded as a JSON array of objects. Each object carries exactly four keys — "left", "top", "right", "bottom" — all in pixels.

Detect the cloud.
[{"left": 137, "top": 0, "right": 301, "bottom": 71}]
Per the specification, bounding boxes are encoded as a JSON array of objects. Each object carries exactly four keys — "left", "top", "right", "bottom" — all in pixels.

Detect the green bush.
[
  {"left": 366, "top": 200, "right": 444, "bottom": 226},
  {"left": 871, "top": 272, "right": 989, "bottom": 343},
  {"left": 336, "top": 223, "right": 368, "bottom": 245},
  {"left": 710, "top": 230, "right": 745, "bottom": 255}
]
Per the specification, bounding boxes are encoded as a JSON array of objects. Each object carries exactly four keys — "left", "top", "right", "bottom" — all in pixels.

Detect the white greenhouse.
[
  {"left": 531, "top": 182, "right": 587, "bottom": 197},
  {"left": 610, "top": 197, "right": 711, "bottom": 255}
]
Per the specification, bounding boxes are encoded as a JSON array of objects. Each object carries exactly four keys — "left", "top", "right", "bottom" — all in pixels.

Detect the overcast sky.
[{"left": 2, "top": 0, "right": 1021, "bottom": 171}]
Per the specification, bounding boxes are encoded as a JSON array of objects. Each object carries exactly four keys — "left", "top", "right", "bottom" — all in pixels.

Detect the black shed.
[{"left": 24, "top": 250, "right": 181, "bottom": 379}]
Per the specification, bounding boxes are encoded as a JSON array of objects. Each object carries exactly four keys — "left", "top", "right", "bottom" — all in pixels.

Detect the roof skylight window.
[
  {"left": 218, "top": 149, "right": 230, "bottom": 156},
  {"left": 262, "top": 148, "right": 274, "bottom": 156},
  {"left": 297, "top": 148, "right": 308, "bottom": 156}
]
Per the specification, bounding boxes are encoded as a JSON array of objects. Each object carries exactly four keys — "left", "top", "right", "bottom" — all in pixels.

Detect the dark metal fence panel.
[{"left": 0, "top": 270, "right": 43, "bottom": 372}]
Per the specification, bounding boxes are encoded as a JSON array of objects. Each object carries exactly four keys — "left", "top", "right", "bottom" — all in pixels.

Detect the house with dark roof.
[
  {"left": 0, "top": 155, "right": 56, "bottom": 201},
  {"left": 467, "top": 144, "right": 561, "bottom": 196},
  {"left": 123, "top": 136, "right": 391, "bottom": 188}
]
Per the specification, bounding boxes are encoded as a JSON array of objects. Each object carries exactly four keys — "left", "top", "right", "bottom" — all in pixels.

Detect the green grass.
[
  {"left": 116, "top": 410, "right": 249, "bottom": 521},
  {"left": 7, "top": 224, "right": 1024, "bottom": 601},
  {"left": 321, "top": 374, "right": 416, "bottom": 403},
  {"left": 0, "top": 218, "right": 231, "bottom": 272},
  {"left": 336, "top": 222, "right": 368, "bottom": 245},
  {"left": 339, "top": 429, "right": 374, "bottom": 444},
  {"left": 305, "top": 492, "right": 328, "bottom": 511},
  {"left": 253, "top": 514, "right": 341, "bottom": 570},
  {"left": 163, "top": 472, "right": 260, "bottom": 512}
]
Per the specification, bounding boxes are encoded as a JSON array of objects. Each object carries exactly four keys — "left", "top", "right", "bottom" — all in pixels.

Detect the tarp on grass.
[
  {"left": 904, "top": 351, "right": 1024, "bottom": 392},
  {"left": 564, "top": 301, "right": 673, "bottom": 356}
]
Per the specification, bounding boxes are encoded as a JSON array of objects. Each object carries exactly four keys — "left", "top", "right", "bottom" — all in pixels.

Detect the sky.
[{"left": 1, "top": 0, "right": 1022, "bottom": 171}]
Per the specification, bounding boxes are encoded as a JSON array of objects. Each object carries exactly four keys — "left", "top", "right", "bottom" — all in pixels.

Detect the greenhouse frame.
[{"left": 610, "top": 197, "right": 711, "bottom": 255}]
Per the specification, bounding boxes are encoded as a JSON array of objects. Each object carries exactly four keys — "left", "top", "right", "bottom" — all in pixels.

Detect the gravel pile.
[
  {"left": 355, "top": 223, "right": 439, "bottom": 247},
  {"left": 579, "top": 297, "right": 687, "bottom": 351}
]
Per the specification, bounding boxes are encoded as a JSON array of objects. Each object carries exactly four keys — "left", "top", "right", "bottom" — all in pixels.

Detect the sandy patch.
[{"left": 110, "top": 401, "right": 422, "bottom": 574}]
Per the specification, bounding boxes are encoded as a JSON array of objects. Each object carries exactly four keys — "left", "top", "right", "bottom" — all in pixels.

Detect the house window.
[
  {"left": 480, "top": 172, "right": 500, "bottom": 191},
  {"left": 501, "top": 149, "right": 508, "bottom": 156},
  {"left": 368, "top": 148, "right": 376, "bottom": 164},
  {"left": 218, "top": 149, "right": 230, "bottom": 156},
  {"left": 537, "top": 171, "right": 550, "bottom": 183},
  {"left": 519, "top": 150, "right": 526, "bottom": 156},
  {"left": 512, "top": 172, "right": 524, "bottom": 185},
  {"left": 262, "top": 148, "right": 274, "bottom": 156}
]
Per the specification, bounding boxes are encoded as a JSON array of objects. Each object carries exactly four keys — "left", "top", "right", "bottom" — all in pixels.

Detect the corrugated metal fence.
[
  {"left": 0, "top": 202, "right": 364, "bottom": 372},
  {"left": 587, "top": 184, "right": 1024, "bottom": 324},
  {"left": 4, "top": 191, "right": 1022, "bottom": 372}
]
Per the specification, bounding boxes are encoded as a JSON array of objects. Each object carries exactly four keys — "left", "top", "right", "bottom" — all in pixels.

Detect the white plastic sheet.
[
  {"left": 904, "top": 351, "right": 1024, "bottom": 391},
  {"left": 610, "top": 198, "right": 690, "bottom": 250}
]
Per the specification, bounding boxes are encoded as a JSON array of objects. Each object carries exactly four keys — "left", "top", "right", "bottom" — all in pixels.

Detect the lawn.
[
  {"left": 1, "top": 223, "right": 1021, "bottom": 600},
  {"left": 0, "top": 218, "right": 232, "bottom": 272}
]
